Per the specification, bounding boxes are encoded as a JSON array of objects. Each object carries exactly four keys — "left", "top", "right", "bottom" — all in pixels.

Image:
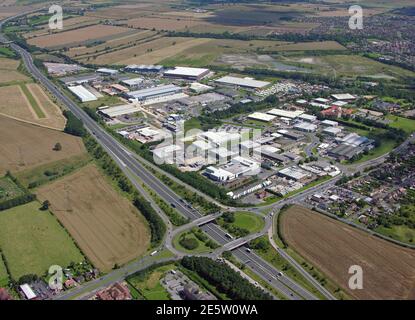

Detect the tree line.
[
  {"left": 83, "top": 135, "right": 166, "bottom": 247},
  {"left": 0, "top": 172, "right": 36, "bottom": 211},
  {"left": 181, "top": 256, "right": 273, "bottom": 300}
]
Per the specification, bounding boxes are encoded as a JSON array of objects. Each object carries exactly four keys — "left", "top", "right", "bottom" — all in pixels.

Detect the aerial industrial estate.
[{"left": 0, "top": 0, "right": 414, "bottom": 304}]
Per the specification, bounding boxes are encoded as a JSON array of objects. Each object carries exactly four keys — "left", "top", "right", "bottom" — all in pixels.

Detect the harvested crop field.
[
  {"left": 92, "top": 36, "right": 292, "bottom": 66},
  {"left": 0, "top": 57, "right": 28, "bottom": 83},
  {"left": 28, "top": 24, "right": 136, "bottom": 49},
  {"left": 280, "top": 205, "right": 415, "bottom": 300},
  {"left": 26, "top": 83, "right": 66, "bottom": 130},
  {"left": 128, "top": 17, "right": 203, "bottom": 30},
  {"left": 67, "top": 30, "right": 156, "bottom": 59},
  {"left": 87, "top": 36, "right": 205, "bottom": 65},
  {"left": 0, "top": 115, "right": 85, "bottom": 175},
  {"left": 272, "top": 41, "right": 345, "bottom": 51},
  {"left": 0, "top": 85, "right": 41, "bottom": 121},
  {"left": 86, "top": 4, "right": 160, "bottom": 19},
  {"left": 25, "top": 16, "right": 101, "bottom": 39},
  {"left": 0, "top": 83, "right": 66, "bottom": 130},
  {"left": 36, "top": 165, "right": 150, "bottom": 272}
]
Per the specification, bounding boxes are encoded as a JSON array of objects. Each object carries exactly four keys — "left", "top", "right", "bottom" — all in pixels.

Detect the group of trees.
[
  {"left": 179, "top": 228, "right": 220, "bottom": 251},
  {"left": 181, "top": 256, "right": 272, "bottom": 300},
  {"left": 218, "top": 212, "right": 250, "bottom": 238},
  {"left": 0, "top": 172, "right": 36, "bottom": 211},
  {"left": 63, "top": 110, "right": 86, "bottom": 137},
  {"left": 133, "top": 195, "right": 166, "bottom": 246}
]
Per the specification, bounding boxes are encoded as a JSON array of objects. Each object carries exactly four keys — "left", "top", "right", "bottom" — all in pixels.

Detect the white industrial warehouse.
[
  {"left": 267, "top": 108, "right": 304, "bottom": 119},
  {"left": 68, "top": 85, "right": 97, "bottom": 102},
  {"left": 215, "top": 76, "right": 270, "bottom": 89},
  {"left": 163, "top": 67, "right": 210, "bottom": 80}
]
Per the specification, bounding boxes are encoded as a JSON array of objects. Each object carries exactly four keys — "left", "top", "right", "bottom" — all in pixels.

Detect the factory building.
[
  {"left": 298, "top": 114, "right": 317, "bottom": 122},
  {"left": 278, "top": 167, "right": 310, "bottom": 182},
  {"left": 98, "top": 104, "right": 140, "bottom": 118},
  {"left": 323, "top": 126, "right": 342, "bottom": 137},
  {"left": 199, "top": 131, "right": 240, "bottom": 148},
  {"left": 124, "top": 64, "right": 164, "bottom": 73},
  {"left": 205, "top": 156, "right": 260, "bottom": 182},
  {"left": 60, "top": 73, "right": 102, "bottom": 86},
  {"left": 267, "top": 108, "right": 304, "bottom": 119},
  {"left": 97, "top": 68, "right": 118, "bottom": 75},
  {"left": 68, "top": 85, "right": 97, "bottom": 102},
  {"left": 321, "top": 120, "right": 339, "bottom": 127},
  {"left": 215, "top": 76, "right": 270, "bottom": 89},
  {"left": 248, "top": 112, "right": 276, "bottom": 123},
  {"left": 121, "top": 77, "right": 144, "bottom": 89},
  {"left": 163, "top": 67, "right": 210, "bottom": 80},
  {"left": 126, "top": 84, "right": 182, "bottom": 101},
  {"left": 293, "top": 122, "right": 318, "bottom": 133},
  {"left": 277, "top": 129, "right": 304, "bottom": 141},
  {"left": 331, "top": 93, "right": 356, "bottom": 101}
]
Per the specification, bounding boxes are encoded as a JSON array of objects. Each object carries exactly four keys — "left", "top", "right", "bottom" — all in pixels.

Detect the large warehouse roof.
[
  {"left": 278, "top": 167, "right": 309, "bottom": 181},
  {"left": 248, "top": 112, "right": 276, "bottom": 122},
  {"left": 331, "top": 93, "right": 356, "bottom": 101},
  {"left": 267, "top": 108, "right": 304, "bottom": 119},
  {"left": 99, "top": 104, "right": 140, "bottom": 118},
  {"left": 164, "top": 67, "right": 209, "bottom": 78},
  {"left": 215, "top": 76, "right": 270, "bottom": 89},
  {"left": 121, "top": 77, "right": 144, "bottom": 87},
  {"left": 68, "top": 85, "right": 97, "bottom": 102},
  {"left": 128, "top": 84, "right": 182, "bottom": 100}
]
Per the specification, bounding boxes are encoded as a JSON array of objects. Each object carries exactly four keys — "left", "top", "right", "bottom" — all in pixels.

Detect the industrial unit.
[
  {"left": 126, "top": 84, "right": 182, "bottom": 101},
  {"left": 215, "top": 76, "right": 270, "bottom": 89},
  {"left": 163, "top": 67, "right": 210, "bottom": 80},
  {"left": 68, "top": 85, "right": 98, "bottom": 102}
]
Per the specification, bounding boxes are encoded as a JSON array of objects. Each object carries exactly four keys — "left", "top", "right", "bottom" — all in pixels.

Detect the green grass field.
[
  {"left": 353, "top": 139, "right": 397, "bottom": 164},
  {"left": 233, "top": 212, "right": 265, "bottom": 234},
  {"left": 0, "top": 202, "right": 84, "bottom": 280},
  {"left": 15, "top": 153, "right": 91, "bottom": 189},
  {"left": 0, "top": 176, "right": 25, "bottom": 203},
  {"left": 0, "top": 255, "right": 8, "bottom": 287},
  {"left": 83, "top": 95, "right": 123, "bottom": 109},
  {"left": 386, "top": 115, "right": 415, "bottom": 134},
  {"left": 172, "top": 231, "right": 213, "bottom": 254},
  {"left": 375, "top": 225, "right": 415, "bottom": 244},
  {"left": 281, "top": 54, "right": 415, "bottom": 80},
  {"left": 128, "top": 264, "right": 175, "bottom": 300}
]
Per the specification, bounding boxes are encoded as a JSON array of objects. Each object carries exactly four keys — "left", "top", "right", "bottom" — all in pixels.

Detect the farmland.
[
  {"left": 15, "top": 153, "right": 92, "bottom": 189},
  {"left": 80, "top": 36, "right": 203, "bottom": 65},
  {"left": 162, "top": 40, "right": 345, "bottom": 68},
  {"left": 0, "top": 57, "right": 28, "bottom": 84},
  {"left": 88, "top": 33, "right": 344, "bottom": 67},
  {"left": 0, "top": 115, "right": 86, "bottom": 175},
  {"left": 66, "top": 29, "right": 157, "bottom": 60},
  {"left": 0, "top": 82, "right": 66, "bottom": 130},
  {"left": 36, "top": 164, "right": 151, "bottom": 272},
  {"left": 27, "top": 24, "right": 137, "bottom": 49},
  {"left": 26, "top": 83, "right": 66, "bottom": 130},
  {"left": 0, "top": 201, "right": 84, "bottom": 280},
  {"left": 280, "top": 205, "right": 415, "bottom": 300},
  {"left": 24, "top": 15, "right": 101, "bottom": 39},
  {"left": 0, "top": 255, "right": 8, "bottom": 287}
]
